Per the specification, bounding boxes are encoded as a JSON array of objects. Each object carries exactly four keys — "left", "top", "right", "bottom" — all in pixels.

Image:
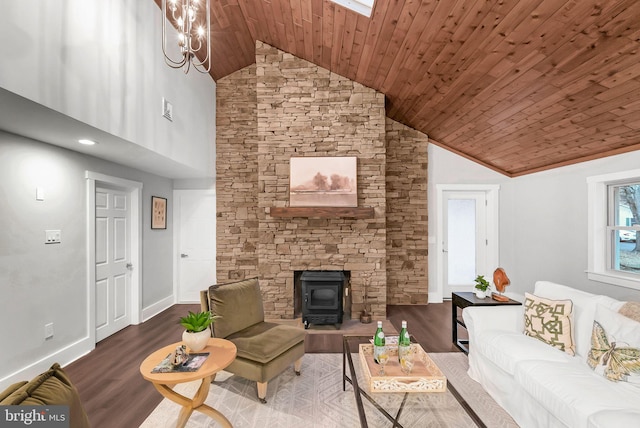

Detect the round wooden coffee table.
[{"left": 140, "top": 338, "right": 237, "bottom": 428}]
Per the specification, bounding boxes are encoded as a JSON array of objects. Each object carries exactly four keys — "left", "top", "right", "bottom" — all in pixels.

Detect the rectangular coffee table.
[{"left": 343, "top": 335, "right": 485, "bottom": 428}]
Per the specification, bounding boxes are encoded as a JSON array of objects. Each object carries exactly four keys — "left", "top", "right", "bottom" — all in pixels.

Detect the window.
[
  {"left": 329, "top": 0, "right": 374, "bottom": 17},
  {"left": 588, "top": 169, "right": 640, "bottom": 290},
  {"left": 609, "top": 183, "right": 640, "bottom": 272}
]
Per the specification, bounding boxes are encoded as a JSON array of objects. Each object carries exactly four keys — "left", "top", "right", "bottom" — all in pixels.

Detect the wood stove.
[{"left": 300, "top": 270, "right": 345, "bottom": 329}]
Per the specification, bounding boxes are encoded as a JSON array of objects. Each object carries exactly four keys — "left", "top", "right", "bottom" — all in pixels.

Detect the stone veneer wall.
[
  {"left": 256, "top": 41, "right": 387, "bottom": 319},
  {"left": 216, "top": 41, "right": 428, "bottom": 320},
  {"left": 216, "top": 65, "right": 260, "bottom": 280},
  {"left": 385, "top": 118, "right": 429, "bottom": 304}
]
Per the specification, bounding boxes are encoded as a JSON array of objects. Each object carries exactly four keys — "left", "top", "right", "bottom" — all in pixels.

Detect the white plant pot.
[
  {"left": 182, "top": 329, "right": 211, "bottom": 352},
  {"left": 475, "top": 289, "right": 486, "bottom": 299}
]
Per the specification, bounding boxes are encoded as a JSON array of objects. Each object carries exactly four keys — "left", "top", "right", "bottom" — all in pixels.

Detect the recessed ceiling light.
[{"left": 78, "top": 139, "right": 97, "bottom": 146}]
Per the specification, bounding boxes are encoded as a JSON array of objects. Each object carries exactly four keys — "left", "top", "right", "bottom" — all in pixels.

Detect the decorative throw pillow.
[
  {"left": 619, "top": 302, "right": 640, "bottom": 323},
  {"left": 523, "top": 292, "right": 575, "bottom": 355},
  {"left": 587, "top": 305, "right": 640, "bottom": 387}
]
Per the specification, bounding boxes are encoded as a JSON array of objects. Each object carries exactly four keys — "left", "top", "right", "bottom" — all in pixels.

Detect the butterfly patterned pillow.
[{"left": 587, "top": 304, "right": 640, "bottom": 387}]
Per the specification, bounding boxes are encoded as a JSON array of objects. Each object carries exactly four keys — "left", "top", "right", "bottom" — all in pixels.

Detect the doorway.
[
  {"left": 173, "top": 189, "right": 216, "bottom": 303},
  {"left": 95, "top": 185, "right": 131, "bottom": 341},
  {"left": 86, "top": 172, "right": 142, "bottom": 344},
  {"left": 436, "top": 185, "right": 499, "bottom": 299}
]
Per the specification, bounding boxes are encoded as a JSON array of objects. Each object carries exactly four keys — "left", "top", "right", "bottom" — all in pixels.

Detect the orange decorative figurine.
[{"left": 491, "top": 267, "right": 510, "bottom": 302}]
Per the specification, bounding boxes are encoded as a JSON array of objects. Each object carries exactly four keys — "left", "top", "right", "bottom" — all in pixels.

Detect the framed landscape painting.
[{"left": 290, "top": 156, "right": 357, "bottom": 207}]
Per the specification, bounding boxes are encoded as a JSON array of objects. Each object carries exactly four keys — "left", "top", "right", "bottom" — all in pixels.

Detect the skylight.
[{"left": 330, "top": 0, "right": 374, "bottom": 17}]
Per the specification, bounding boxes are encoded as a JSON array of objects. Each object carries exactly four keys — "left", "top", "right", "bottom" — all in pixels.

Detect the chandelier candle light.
[{"left": 162, "top": 0, "right": 211, "bottom": 74}]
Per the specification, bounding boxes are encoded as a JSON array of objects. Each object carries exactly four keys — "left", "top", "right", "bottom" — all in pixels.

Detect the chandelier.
[{"left": 162, "top": 0, "right": 211, "bottom": 74}]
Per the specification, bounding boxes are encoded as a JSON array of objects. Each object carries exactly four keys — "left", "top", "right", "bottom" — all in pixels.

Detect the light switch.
[
  {"left": 36, "top": 187, "right": 45, "bottom": 201},
  {"left": 45, "top": 230, "right": 61, "bottom": 244},
  {"left": 45, "top": 323, "right": 54, "bottom": 339}
]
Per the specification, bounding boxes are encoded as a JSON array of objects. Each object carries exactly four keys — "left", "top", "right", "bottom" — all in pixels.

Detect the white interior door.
[
  {"left": 442, "top": 190, "right": 491, "bottom": 297},
  {"left": 175, "top": 190, "right": 216, "bottom": 302},
  {"left": 95, "top": 186, "right": 131, "bottom": 341}
]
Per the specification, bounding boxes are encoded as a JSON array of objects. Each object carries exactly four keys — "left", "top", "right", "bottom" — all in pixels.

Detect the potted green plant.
[
  {"left": 474, "top": 275, "right": 490, "bottom": 299},
  {"left": 179, "top": 310, "right": 220, "bottom": 352}
]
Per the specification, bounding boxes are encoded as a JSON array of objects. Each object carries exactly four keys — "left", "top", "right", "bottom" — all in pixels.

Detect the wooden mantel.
[{"left": 269, "top": 207, "right": 375, "bottom": 219}]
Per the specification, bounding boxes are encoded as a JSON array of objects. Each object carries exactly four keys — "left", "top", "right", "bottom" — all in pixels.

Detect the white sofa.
[{"left": 463, "top": 281, "right": 640, "bottom": 428}]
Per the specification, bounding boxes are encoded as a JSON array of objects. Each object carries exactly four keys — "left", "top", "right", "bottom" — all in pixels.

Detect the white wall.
[
  {"left": 0, "top": 0, "right": 215, "bottom": 177},
  {"left": 428, "top": 143, "right": 640, "bottom": 302},
  {"left": 0, "top": 0, "right": 218, "bottom": 388},
  {"left": 501, "top": 152, "right": 640, "bottom": 302},
  {"left": 427, "top": 144, "right": 507, "bottom": 300},
  {"left": 0, "top": 134, "right": 176, "bottom": 389}
]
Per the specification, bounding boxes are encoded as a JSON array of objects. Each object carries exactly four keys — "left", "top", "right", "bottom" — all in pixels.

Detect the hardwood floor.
[
  {"left": 64, "top": 304, "right": 200, "bottom": 428},
  {"left": 64, "top": 303, "right": 460, "bottom": 428},
  {"left": 388, "top": 304, "right": 465, "bottom": 353}
]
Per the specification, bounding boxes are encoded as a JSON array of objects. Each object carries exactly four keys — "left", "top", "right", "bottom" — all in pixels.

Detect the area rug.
[{"left": 139, "top": 353, "right": 518, "bottom": 427}]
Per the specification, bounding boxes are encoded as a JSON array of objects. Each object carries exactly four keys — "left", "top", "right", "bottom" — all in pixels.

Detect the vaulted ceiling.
[{"left": 166, "top": 0, "right": 640, "bottom": 176}]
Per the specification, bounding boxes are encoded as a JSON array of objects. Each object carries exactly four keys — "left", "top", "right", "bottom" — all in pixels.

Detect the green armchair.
[
  {"left": 0, "top": 363, "right": 90, "bottom": 428},
  {"left": 200, "top": 277, "right": 305, "bottom": 403}
]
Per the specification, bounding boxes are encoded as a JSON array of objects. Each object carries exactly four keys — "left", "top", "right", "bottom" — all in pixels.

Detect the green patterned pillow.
[{"left": 523, "top": 292, "right": 575, "bottom": 355}]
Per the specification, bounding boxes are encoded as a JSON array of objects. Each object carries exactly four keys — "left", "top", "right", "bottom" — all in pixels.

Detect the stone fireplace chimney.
[{"left": 216, "top": 41, "right": 429, "bottom": 321}]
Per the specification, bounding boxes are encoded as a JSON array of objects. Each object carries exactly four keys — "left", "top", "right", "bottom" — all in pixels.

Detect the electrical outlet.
[
  {"left": 45, "top": 323, "right": 54, "bottom": 340},
  {"left": 45, "top": 230, "right": 61, "bottom": 244}
]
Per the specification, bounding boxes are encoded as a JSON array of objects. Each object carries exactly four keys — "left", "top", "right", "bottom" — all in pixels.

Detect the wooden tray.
[{"left": 358, "top": 343, "right": 447, "bottom": 393}]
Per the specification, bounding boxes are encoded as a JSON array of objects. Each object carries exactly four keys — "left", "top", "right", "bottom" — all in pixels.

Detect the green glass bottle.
[
  {"left": 398, "top": 320, "right": 410, "bottom": 362},
  {"left": 373, "top": 321, "right": 385, "bottom": 364}
]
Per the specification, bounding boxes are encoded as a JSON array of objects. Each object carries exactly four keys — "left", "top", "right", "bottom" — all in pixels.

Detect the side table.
[
  {"left": 140, "top": 338, "right": 237, "bottom": 428},
  {"left": 451, "top": 292, "right": 521, "bottom": 354}
]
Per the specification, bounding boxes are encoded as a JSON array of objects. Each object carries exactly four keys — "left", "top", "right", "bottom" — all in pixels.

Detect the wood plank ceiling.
[{"left": 166, "top": 0, "right": 640, "bottom": 176}]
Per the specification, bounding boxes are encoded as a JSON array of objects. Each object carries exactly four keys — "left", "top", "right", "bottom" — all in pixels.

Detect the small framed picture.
[{"left": 151, "top": 196, "right": 167, "bottom": 229}]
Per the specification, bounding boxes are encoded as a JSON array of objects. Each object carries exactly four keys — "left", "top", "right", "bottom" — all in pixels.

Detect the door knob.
[
  {"left": 126, "top": 263, "right": 133, "bottom": 269},
  {"left": 181, "top": 253, "right": 189, "bottom": 258}
]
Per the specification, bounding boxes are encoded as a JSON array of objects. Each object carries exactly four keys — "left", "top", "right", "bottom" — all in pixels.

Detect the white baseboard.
[
  {"left": 142, "top": 295, "right": 175, "bottom": 322},
  {"left": 0, "top": 336, "right": 94, "bottom": 391},
  {"left": 1, "top": 297, "right": 177, "bottom": 391},
  {"left": 429, "top": 290, "right": 444, "bottom": 303},
  {"left": 177, "top": 290, "right": 202, "bottom": 304}
]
